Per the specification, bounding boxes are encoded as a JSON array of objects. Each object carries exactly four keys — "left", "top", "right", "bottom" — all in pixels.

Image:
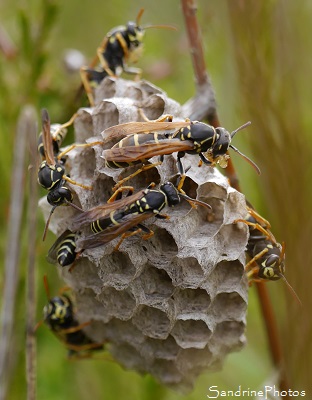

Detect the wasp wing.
[
  {"left": 70, "top": 189, "right": 147, "bottom": 231},
  {"left": 103, "top": 121, "right": 191, "bottom": 140},
  {"left": 76, "top": 212, "right": 153, "bottom": 250},
  {"left": 103, "top": 138, "right": 195, "bottom": 163},
  {"left": 41, "top": 109, "right": 56, "bottom": 166}
]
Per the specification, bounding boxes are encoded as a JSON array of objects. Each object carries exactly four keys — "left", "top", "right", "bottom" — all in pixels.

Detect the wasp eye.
[{"left": 43, "top": 303, "right": 52, "bottom": 318}]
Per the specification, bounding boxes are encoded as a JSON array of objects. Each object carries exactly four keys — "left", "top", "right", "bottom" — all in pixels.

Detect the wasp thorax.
[
  {"left": 160, "top": 182, "right": 180, "bottom": 207},
  {"left": 38, "top": 161, "right": 65, "bottom": 189},
  {"left": 40, "top": 77, "right": 249, "bottom": 391}
]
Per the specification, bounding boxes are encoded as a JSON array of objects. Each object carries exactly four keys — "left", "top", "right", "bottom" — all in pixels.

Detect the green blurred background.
[{"left": 0, "top": 0, "right": 311, "bottom": 399}]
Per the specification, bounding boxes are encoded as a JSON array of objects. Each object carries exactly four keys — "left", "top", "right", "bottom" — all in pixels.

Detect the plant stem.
[{"left": 180, "top": 0, "right": 288, "bottom": 391}]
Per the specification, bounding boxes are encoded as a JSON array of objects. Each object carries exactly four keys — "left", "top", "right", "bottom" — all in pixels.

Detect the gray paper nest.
[{"left": 39, "top": 77, "right": 249, "bottom": 391}]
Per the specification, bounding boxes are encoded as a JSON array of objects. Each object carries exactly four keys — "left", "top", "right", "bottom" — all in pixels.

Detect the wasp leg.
[
  {"left": 65, "top": 341, "right": 105, "bottom": 353},
  {"left": 114, "top": 32, "right": 129, "bottom": 64},
  {"left": 57, "top": 286, "right": 72, "bottom": 296},
  {"left": 112, "top": 162, "right": 162, "bottom": 192},
  {"left": 107, "top": 186, "right": 134, "bottom": 203},
  {"left": 176, "top": 174, "right": 186, "bottom": 194},
  {"left": 123, "top": 66, "right": 142, "bottom": 80},
  {"left": 199, "top": 152, "right": 213, "bottom": 166},
  {"left": 138, "top": 108, "right": 174, "bottom": 123},
  {"left": 54, "top": 112, "right": 78, "bottom": 138},
  {"left": 137, "top": 224, "right": 154, "bottom": 241},
  {"left": 63, "top": 175, "right": 93, "bottom": 190},
  {"left": 245, "top": 248, "right": 269, "bottom": 274},
  {"left": 154, "top": 212, "right": 170, "bottom": 220},
  {"left": 246, "top": 271, "right": 261, "bottom": 284},
  {"left": 247, "top": 207, "right": 271, "bottom": 230},
  {"left": 97, "top": 35, "right": 120, "bottom": 77},
  {"left": 57, "top": 141, "right": 103, "bottom": 160},
  {"left": 235, "top": 219, "right": 276, "bottom": 244},
  {"left": 114, "top": 228, "right": 143, "bottom": 251},
  {"left": 175, "top": 152, "right": 187, "bottom": 194},
  {"left": 60, "top": 321, "right": 92, "bottom": 334},
  {"left": 80, "top": 66, "right": 97, "bottom": 106}
]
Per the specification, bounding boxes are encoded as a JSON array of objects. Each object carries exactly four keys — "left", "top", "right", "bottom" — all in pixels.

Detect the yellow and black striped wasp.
[
  {"left": 38, "top": 276, "right": 106, "bottom": 358},
  {"left": 236, "top": 207, "right": 286, "bottom": 282},
  {"left": 37, "top": 109, "right": 90, "bottom": 239},
  {"left": 235, "top": 206, "right": 301, "bottom": 303},
  {"left": 70, "top": 181, "right": 211, "bottom": 252},
  {"left": 47, "top": 230, "right": 77, "bottom": 268},
  {"left": 101, "top": 118, "right": 260, "bottom": 191},
  {"left": 80, "top": 8, "right": 176, "bottom": 105}
]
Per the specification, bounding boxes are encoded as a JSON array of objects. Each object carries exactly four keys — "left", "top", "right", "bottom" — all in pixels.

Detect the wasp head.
[
  {"left": 43, "top": 295, "right": 74, "bottom": 330},
  {"left": 126, "top": 21, "right": 145, "bottom": 64},
  {"left": 258, "top": 252, "right": 286, "bottom": 281},
  {"left": 206, "top": 127, "right": 231, "bottom": 168},
  {"left": 47, "top": 185, "right": 73, "bottom": 206}
]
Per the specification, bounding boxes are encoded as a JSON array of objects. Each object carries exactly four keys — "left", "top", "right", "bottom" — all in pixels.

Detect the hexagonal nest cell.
[{"left": 40, "top": 77, "right": 249, "bottom": 391}]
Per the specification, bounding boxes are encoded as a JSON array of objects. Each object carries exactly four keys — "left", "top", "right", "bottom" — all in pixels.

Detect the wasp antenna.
[
  {"left": 64, "top": 199, "right": 84, "bottom": 212},
  {"left": 42, "top": 205, "right": 57, "bottom": 241},
  {"left": 43, "top": 275, "right": 51, "bottom": 300},
  {"left": 143, "top": 24, "right": 178, "bottom": 31},
  {"left": 136, "top": 8, "right": 145, "bottom": 25},
  {"left": 281, "top": 274, "right": 302, "bottom": 306},
  {"left": 230, "top": 121, "right": 251, "bottom": 139},
  {"left": 280, "top": 241, "right": 286, "bottom": 260},
  {"left": 179, "top": 193, "right": 212, "bottom": 211},
  {"left": 33, "top": 319, "right": 44, "bottom": 332},
  {"left": 229, "top": 144, "right": 261, "bottom": 175}
]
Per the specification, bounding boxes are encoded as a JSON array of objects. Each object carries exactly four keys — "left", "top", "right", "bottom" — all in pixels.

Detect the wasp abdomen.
[{"left": 57, "top": 233, "right": 77, "bottom": 267}]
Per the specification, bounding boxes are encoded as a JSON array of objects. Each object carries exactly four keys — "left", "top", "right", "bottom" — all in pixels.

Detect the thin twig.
[
  {"left": 256, "top": 283, "right": 290, "bottom": 391},
  {"left": 0, "top": 107, "right": 29, "bottom": 400},
  {"left": 180, "top": 0, "right": 288, "bottom": 391},
  {"left": 25, "top": 106, "right": 38, "bottom": 400},
  {"left": 181, "top": 0, "right": 217, "bottom": 120}
]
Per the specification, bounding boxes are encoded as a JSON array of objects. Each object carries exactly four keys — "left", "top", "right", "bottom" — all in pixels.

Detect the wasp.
[
  {"left": 100, "top": 118, "right": 260, "bottom": 191},
  {"left": 39, "top": 276, "right": 105, "bottom": 358},
  {"left": 235, "top": 207, "right": 286, "bottom": 281},
  {"left": 80, "top": 8, "right": 176, "bottom": 106},
  {"left": 235, "top": 206, "right": 301, "bottom": 303},
  {"left": 38, "top": 109, "right": 90, "bottom": 240},
  {"left": 70, "top": 181, "right": 211, "bottom": 252},
  {"left": 47, "top": 230, "right": 77, "bottom": 267}
]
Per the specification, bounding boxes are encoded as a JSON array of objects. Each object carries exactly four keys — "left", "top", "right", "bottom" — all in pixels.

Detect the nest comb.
[{"left": 39, "top": 77, "right": 249, "bottom": 391}]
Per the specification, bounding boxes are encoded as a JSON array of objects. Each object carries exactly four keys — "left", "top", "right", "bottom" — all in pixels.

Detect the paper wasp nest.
[{"left": 40, "top": 77, "right": 249, "bottom": 391}]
